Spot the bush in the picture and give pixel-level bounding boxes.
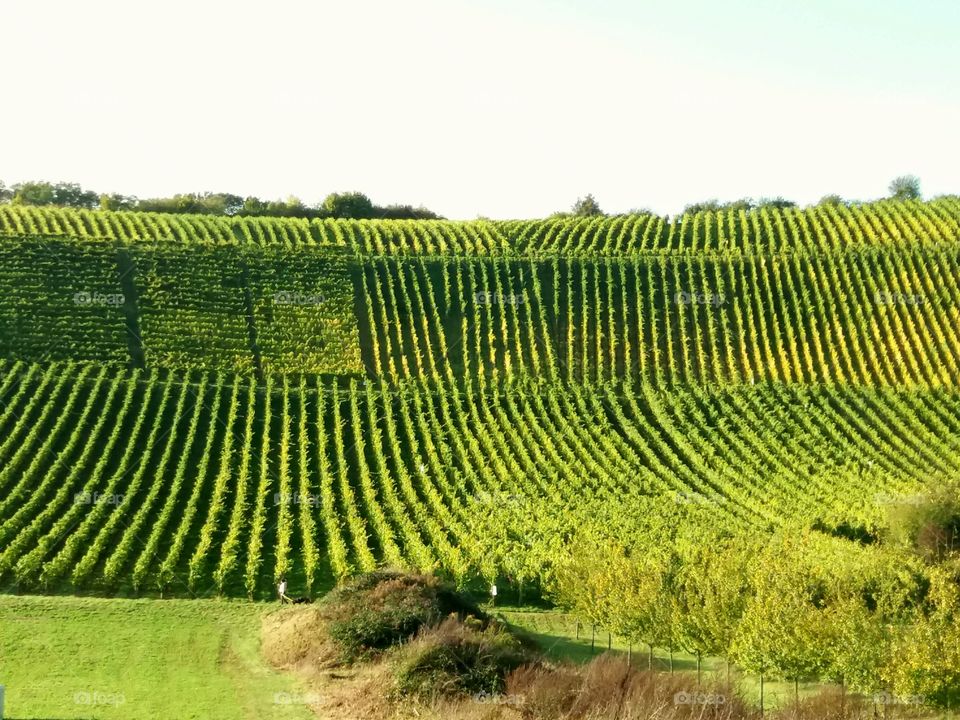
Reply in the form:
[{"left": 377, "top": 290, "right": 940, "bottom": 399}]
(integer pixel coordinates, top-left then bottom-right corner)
[
  {"left": 393, "top": 617, "right": 532, "bottom": 699},
  {"left": 323, "top": 570, "right": 486, "bottom": 662}
]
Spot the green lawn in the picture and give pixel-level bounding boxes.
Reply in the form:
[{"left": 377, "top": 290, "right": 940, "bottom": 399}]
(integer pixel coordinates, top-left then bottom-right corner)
[{"left": 0, "top": 594, "right": 314, "bottom": 720}]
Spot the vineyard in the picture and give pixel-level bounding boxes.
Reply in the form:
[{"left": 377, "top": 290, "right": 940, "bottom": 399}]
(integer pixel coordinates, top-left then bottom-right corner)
[
  {"left": 0, "top": 198, "right": 959, "bottom": 595},
  {"left": 0, "top": 361, "right": 956, "bottom": 597}
]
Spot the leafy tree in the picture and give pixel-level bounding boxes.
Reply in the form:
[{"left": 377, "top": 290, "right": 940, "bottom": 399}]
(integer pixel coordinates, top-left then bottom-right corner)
[
  {"left": 725, "top": 198, "right": 756, "bottom": 212},
  {"left": 672, "top": 531, "right": 753, "bottom": 680},
  {"left": 12, "top": 181, "right": 98, "bottom": 209},
  {"left": 889, "top": 175, "right": 921, "bottom": 201},
  {"left": 817, "top": 194, "right": 846, "bottom": 206},
  {"left": 240, "top": 196, "right": 268, "bottom": 215},
  {"left": 885, "top": 568, "right": 960, "bottom": 706},
  {"left": 0, "top": 181, "right": 12, "bottom": 203},
  {"left": 99, "top": 193, "right": 137, "bottom": 211},
  {"left": 684, "top": 199, "right": 723, "bottom": 214},
  {"left": 375, "top": 204, "right": 441, "bottom": 220},
  {"left": 757, "top": 196, "right": 797, "bottom": 209},
  {"left": 321, "top": 191, "right": 375, "bottom": 219},
  {"left": 571, "top": 194, "right": 603, "bottom": 217},
  {"left": 731, "top": 534, "right": 836, "bottom": 688}
]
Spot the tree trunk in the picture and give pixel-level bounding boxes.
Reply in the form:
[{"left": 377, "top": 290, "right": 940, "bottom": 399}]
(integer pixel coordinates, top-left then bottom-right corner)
[
  {"left": 591, "top": 624, "right": 596, "bottom": 654},
  {"left": 608, "top": 632, "right": 612, "bottom": 651},
  {"left": 760, "top": 671, "right": 765, "bottom": 719},
  {"left": 697, "top": 651, "right": 702, "bottom": 685},
  {"left": 575, "top": 619, "right": 580, "bottom": 640},
  {"left": 627, "top": 642, "right": 632, "bottom": 667},
  {"left": 669, "top": 647, "right": 674, "bottom": 673},
  {"left": 648, "top": 644, "right": 653, "bottom": 671}
]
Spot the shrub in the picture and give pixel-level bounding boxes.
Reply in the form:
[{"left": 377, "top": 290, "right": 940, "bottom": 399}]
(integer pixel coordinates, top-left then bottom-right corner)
[
  {"left": 323, "top": 570, "right": 487, "bottom": 662},
  {"left": 393, "top": 617, "right": 532, "bottom": 699}
]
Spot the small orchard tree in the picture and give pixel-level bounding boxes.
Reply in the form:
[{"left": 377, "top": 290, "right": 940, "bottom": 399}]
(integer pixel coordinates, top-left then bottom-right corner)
[
  {"left": 731, "top": 534, "right": 836, "bottom": 705},
  {"left": 672, "top": 532, "right": 754, "bottom": 683},
  {"left": 889, "top": 175, "right": 921, "bottom": 201},
  {"left": 885, "top": 567, "right": 960, "bottom": 707},
  {"left": 551, "top": 533, "right": 624, "bottom": 646}
]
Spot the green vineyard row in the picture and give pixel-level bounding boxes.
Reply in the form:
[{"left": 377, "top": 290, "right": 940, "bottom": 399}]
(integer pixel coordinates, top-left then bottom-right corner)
[
  {"left": 3, "top": 237, "right": 960, "bottom": 387},
  {"left": 1, "top": 197, "right": 959, "bottom": 257},
  {"left": 0, "top": 360, "right": 954, "bottom": 597}
]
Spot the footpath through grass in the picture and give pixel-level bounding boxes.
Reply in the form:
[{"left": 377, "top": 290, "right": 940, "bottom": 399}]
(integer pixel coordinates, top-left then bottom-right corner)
[{"left": 0, "top": 594, "right": 314, "bottom": 720}]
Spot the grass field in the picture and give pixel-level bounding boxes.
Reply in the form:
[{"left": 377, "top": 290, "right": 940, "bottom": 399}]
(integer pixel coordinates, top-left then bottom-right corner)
[
  {"left": 0, "top": 595, "right": 315, "bottom": 720},
  {"left": 0, "top": 593, "right": 849, "bottom": 719}
]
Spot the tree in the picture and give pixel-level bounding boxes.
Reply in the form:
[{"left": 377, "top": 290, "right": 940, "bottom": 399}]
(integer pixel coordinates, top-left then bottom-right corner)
[
  {"left": 889, "top": 175, "right": 921, "bottom": 201},
  {"left": 757, "top": 196, "right": 797, "bottom": 209},
  {"left": 817, "top": 194, "right": 846, "bottom": 206},
  {"left": 99, "top": 193, "right": 137, "bottom": 211},
  {"left": 11, "top": 181, "right": 98, "bottom": 209},
  {"left": 672, "top": 532, "right": 753, "bottom": 682},
  {"left": 240, "top": 196, "right": 268, "bottom": 216},
  {"left": 375, "top": 204, "right": 441, "bottom": 220},
  {"left": 725, "top": 198, "right": 756, "bottom": 212},
  {"left": 731, "top": 534, "right": 836, "bottom": 694},
  {"left": 684, "top": 199, "right": 723, "bottom": 214},
  {"left": 885, "top": 568, "right": 960, "bottom": 707},
  {"left": 0, "top": 182, "right": 12, "bottom": 203},
  {"left": 11, "top": 181, "right": 55, "bottom": 206},
  {"left": 321, "top": 191, "right": 375, "bottom": 219},
  {"left": 571, "top": 194, "right": 603, "bottom": 217}
]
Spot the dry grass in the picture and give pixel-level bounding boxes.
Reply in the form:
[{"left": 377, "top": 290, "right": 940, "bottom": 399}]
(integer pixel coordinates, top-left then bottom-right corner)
[
  {"left": 507, "top": 655, "right": 752, "bottom": 720},
  {"left": 262, "top": 604, "right": 341, "bottom": 670}
]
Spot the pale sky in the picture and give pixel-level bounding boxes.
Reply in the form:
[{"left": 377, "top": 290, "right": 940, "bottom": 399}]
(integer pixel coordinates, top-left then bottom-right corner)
[{"left": 2, "top": 0, "right": 958, "bottom": 219}]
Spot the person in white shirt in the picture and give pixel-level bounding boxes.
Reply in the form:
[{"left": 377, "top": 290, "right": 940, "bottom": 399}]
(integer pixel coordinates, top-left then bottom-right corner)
[{"left": 278, "top": 578, "right": 288, "bottom": 603}]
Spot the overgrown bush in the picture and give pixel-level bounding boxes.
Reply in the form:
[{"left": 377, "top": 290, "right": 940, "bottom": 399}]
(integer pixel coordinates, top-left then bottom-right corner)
[
  {"left": 393, "top": 617, "right": 532, "bottom": 699},
  {"left": 323, "top": 570, "right": 486, "bottom": 662}
]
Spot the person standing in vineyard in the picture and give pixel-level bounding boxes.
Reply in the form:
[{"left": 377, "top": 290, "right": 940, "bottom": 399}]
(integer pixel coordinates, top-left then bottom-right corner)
[{"left": 278, "top": 577, "right": 288, "bottom": 604}]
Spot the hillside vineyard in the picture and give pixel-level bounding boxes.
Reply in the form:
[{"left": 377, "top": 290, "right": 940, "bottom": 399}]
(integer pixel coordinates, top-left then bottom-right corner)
[{"left": 0, "top": 200, "right": 959, "bottom": 596}]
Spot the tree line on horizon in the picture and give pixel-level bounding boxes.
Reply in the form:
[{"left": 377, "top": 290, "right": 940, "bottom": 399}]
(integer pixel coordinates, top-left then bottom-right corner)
[
  {"left": 0, "top": 175, "right": 926, "bottom": 221},
  {"left": 0, "top": 181, "right": 441, "bottom": 221},
  {"left": 562, "top": 175, "right": 925, "bottom": 218}
]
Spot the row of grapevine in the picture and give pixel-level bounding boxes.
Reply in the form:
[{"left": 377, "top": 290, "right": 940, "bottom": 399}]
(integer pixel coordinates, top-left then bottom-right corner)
[
  {"left": 359, "top": 251, "right": 960, "bottom": 387},
  {"left": 2, "top": 198, "right": 958, "bottom": 256},
  {"left": 1, "top": 363, "right": 957, "bottom": 595}
]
